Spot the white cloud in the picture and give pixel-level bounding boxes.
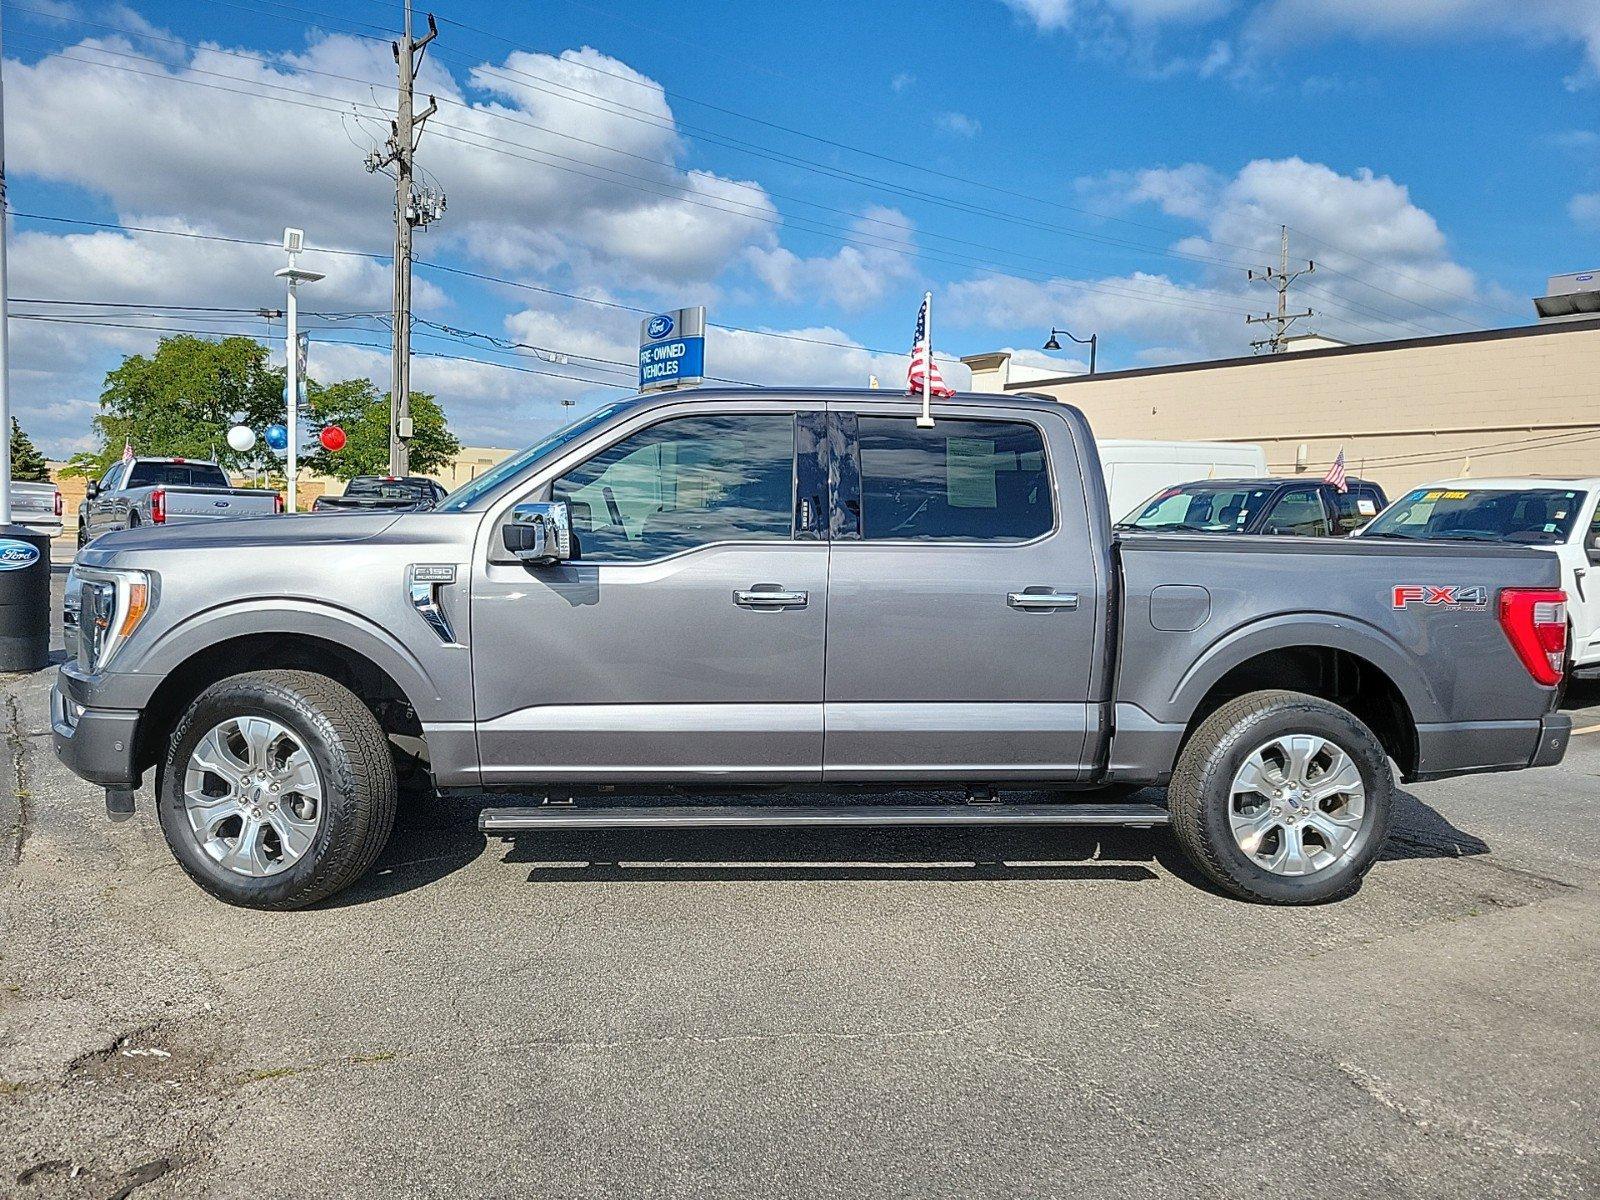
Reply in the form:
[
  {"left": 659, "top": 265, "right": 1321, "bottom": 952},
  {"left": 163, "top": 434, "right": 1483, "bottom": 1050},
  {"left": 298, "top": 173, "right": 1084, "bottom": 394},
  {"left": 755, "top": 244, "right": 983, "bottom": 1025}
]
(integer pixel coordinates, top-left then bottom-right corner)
[
  {"left": 999, "top": 0, "right": 1230, "bottom": 31},
  {"left": 998, "top": 0, "right": 1077, "bottom": 31},
  {"left": 1247, "top": 0, "right": 1600, "bottom": 74},
  {"left": 955, "top": 156, "right": 1489, "bottom": 366},
  {"left": 936, "top": 112, "right": 983, "bottom": 138},
  {"left": 746, "top": 207, "right": 920, "bottom": 310},
  {"left": 890, "top": 72, "right": 915, "bottom": 92},
  {"left": 8, "top": 33, "right": 778, "bottom": 287},
  {"left": 1571, "top": 193, "right": 1600, "bottom": 227}
]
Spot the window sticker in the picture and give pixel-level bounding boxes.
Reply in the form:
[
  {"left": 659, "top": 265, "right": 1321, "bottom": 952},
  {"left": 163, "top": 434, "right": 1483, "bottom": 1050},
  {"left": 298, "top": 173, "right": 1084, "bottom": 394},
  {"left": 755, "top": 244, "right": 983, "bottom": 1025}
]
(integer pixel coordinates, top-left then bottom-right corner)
[
  {"left": 1441, "top": 490, "right": 1470, "bottom": 500},
  {"left": 946, "top": 438, "right": 998, "bottom": 509},
  {"left": 1357, "top": 498, "right": 1377, "bottom": 515}
]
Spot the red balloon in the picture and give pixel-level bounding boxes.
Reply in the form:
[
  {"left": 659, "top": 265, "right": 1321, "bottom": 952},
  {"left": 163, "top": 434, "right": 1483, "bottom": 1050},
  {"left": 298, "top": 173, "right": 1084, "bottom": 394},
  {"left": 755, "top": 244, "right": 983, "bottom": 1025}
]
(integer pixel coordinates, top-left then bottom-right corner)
[{"left": 319, "top": 425, "right": 347, "bottom": 452}]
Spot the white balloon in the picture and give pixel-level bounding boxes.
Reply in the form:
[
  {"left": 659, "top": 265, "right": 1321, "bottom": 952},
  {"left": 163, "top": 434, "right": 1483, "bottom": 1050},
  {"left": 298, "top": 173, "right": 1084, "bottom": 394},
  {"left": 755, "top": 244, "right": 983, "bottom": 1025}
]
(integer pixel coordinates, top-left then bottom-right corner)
[{"left": 226, "top": 424, "right": 256, "bottom": 452}]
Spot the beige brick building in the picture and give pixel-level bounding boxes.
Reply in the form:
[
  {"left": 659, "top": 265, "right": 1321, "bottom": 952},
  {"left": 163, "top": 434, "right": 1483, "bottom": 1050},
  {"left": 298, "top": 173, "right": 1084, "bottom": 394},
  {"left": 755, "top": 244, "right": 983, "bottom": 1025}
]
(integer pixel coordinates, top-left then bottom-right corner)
[{"left": 965, "top": 317, "right": 1600, "bottom": 494}]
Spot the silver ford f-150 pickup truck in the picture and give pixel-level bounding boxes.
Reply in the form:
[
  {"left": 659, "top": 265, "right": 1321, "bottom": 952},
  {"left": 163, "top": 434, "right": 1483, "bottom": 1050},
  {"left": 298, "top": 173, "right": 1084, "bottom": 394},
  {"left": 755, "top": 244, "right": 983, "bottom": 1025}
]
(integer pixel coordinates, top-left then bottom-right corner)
[
  {"left": 78, "top": 457, "right": 282, "bottom": 548},
  {"left": 53, "top": 389, "right": 1572, "bottom": 909}
]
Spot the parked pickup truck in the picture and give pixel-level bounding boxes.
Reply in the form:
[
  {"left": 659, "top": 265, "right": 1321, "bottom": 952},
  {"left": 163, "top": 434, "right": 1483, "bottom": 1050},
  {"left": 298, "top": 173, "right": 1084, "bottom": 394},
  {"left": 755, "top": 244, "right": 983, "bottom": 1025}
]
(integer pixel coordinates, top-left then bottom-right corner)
[
  {"left": 1357, "top": 477, "right": 1600, "bottom": 680},
  {"left": 53, "top": 389, "right": 1571, "bottom": 910},
  {"left": 77, "top": 457, "right": 282, "bottom": 548},
  {"left": 11, "top": 479, "right": 63, "bottom": 539},
  {"left": 312, "top": 475, "right": 449, "bottom": 513},
  {"left": 1118, "top": 477, "right": 1388, "bottom": 537}
]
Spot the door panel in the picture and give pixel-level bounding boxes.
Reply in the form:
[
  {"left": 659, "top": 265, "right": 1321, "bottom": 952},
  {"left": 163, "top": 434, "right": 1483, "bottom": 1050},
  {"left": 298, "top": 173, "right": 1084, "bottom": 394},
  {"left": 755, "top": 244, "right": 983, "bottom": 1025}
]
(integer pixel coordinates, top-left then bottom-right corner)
[
  {"left": 822, "top": 406, "right": 1103, "bottom": 782},
  {"left": 471, "top": 405, "right": 829, "bottom": 785}
]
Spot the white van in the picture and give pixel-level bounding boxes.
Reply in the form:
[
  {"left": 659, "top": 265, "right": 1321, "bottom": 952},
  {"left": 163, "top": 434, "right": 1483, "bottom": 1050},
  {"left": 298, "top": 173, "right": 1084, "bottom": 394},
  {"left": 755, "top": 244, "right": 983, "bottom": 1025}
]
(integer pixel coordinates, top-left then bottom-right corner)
[{"left": 1097, "top": 440, "right": 1269, "bottom": 522}]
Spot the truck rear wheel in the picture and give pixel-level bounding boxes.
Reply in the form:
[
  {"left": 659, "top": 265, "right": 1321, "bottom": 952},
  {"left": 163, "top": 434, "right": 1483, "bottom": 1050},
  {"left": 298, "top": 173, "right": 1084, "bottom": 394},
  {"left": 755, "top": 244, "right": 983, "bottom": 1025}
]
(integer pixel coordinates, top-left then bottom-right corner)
[
  {"left": 157, "top": 670, "right": 397, "bottom": 909},
  {"left": 1168, "top": 690, "right": 1392, "bottom": 905}
]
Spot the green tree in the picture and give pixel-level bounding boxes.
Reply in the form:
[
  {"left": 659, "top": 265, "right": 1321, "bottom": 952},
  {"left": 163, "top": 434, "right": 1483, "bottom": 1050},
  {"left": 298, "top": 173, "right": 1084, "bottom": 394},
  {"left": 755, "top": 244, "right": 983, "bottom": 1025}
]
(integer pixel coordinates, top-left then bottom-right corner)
[
  {"left": 63, "top": 335, "right": 286, "bottom": 478},
  {"left": 299, "top": 378, "right": 461, "bottom": 481},
  {"left": 9, "top": 418, "right": 52, "bottom": 482}
]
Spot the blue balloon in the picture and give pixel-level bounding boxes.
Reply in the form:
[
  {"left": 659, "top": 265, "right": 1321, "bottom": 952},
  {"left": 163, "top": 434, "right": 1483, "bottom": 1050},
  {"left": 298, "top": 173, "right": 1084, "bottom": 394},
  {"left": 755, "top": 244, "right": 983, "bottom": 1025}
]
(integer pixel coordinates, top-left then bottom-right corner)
[{"left": 264, "top": 423, "right": 289, "bottom": 451}]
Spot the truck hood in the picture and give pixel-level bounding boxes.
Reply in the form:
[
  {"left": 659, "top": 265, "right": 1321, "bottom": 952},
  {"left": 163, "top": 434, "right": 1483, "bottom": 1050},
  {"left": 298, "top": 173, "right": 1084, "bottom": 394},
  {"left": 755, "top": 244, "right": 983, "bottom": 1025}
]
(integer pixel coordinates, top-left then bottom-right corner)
[{"left": 80, "top": 511, "right": 405, "bottom": 564}]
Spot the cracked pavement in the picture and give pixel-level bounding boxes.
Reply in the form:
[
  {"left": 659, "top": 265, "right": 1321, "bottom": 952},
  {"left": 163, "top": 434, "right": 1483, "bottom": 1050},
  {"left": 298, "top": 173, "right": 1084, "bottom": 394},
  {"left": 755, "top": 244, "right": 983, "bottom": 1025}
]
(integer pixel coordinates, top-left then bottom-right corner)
[{"left": 3, "top": 561, "right": 1599, "bottom": 1198}]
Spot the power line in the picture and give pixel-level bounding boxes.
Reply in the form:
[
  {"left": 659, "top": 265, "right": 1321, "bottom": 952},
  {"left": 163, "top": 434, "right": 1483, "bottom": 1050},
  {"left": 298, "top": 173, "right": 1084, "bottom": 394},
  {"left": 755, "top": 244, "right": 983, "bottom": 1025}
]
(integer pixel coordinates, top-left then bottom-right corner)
[
  {"left": 8, "top": 311, "right": 640, "bottom": 389},
  {"left": 8, "top": 28, "right": 1262, "bottom": 317}
]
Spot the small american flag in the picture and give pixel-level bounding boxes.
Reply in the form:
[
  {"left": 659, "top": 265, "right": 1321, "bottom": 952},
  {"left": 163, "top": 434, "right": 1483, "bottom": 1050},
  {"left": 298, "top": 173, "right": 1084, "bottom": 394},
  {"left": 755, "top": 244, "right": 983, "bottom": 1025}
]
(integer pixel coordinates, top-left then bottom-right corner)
[
  {"left": 1323, "top": 448, "right": 1348, "bottom": 493},
  {"left": 121, "top": 439, "right": 134, "bottom": 464},
  {"left": 907, "top": 296, "right": 955, "bottom": 399}
]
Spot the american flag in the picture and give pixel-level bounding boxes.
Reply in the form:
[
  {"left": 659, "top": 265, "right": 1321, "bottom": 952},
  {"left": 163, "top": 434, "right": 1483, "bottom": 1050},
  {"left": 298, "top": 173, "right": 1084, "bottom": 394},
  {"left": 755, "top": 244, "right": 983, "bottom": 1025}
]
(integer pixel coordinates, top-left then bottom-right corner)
[
  {"left": 121, "top": 439, "right": 134, "bottom": 464},
  {"left": 1323, "top": 448, "right": 1348, "bottom": 493},
  {"left": 907, "top": 296, "right": 955, "bottom": 399}
]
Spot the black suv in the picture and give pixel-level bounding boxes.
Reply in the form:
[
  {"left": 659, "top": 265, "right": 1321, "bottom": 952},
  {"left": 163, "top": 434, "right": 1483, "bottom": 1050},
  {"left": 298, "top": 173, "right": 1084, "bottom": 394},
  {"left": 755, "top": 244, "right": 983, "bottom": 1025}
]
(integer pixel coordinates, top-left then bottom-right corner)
[{"left": 1117, "top": 477, "right": 1388, "bottom": 537}]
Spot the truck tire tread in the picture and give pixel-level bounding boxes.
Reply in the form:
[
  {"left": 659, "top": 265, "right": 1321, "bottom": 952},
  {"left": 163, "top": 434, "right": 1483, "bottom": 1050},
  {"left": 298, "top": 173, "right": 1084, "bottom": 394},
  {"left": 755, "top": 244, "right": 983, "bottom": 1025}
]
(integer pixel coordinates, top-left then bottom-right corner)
[
  {"left": 1168, "top": 689, "right": 1392, "bottom": 905},
  {"left": 159, "top": 670, "right": 396, "bottom": 910}
]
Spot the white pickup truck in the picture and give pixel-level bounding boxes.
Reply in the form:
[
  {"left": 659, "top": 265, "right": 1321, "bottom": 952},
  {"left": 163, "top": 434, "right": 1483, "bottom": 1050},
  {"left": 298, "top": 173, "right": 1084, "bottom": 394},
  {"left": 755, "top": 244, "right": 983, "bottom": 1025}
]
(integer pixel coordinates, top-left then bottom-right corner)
[
  {"left": 1358, "top": 477, "right": 1600, "bottom": 678},
  {"left": 77, "top": 457, "right": 282, "bottom": 548}
]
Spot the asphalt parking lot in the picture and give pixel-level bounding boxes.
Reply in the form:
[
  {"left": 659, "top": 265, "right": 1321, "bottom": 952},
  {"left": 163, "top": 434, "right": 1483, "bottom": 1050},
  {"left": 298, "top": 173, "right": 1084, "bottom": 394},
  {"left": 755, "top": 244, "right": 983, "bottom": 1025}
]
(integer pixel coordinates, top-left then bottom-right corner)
[{"left": 4, "top": 555, "right": 1599, "bottom": 1198}]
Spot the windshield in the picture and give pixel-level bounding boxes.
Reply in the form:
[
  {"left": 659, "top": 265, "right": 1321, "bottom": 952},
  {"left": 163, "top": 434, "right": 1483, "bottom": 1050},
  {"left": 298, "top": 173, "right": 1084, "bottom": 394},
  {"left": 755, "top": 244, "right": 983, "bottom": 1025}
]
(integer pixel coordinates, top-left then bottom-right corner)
[
  {"left": 1360, "top": 487, "right": 1586, "bottom": 544},
  {"left": 346, "top": 477, "right": 431, "bottom": 500},
  {"left": 434, "top": 399, "right": 638, "bottom": 512},
  {"left": 1119, "top": 484, "right": 1278, "bottom": 532}
]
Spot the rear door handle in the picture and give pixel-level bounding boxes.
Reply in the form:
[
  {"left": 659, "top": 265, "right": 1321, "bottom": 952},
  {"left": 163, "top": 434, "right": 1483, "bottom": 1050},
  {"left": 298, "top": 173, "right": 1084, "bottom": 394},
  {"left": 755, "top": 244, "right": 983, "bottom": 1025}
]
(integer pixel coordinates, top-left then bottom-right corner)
[
  {"left": 1007, "top": 591, "right": 1079, "bottom": 611},
  {"left": 735, "top": 588, "right": 808, "bottom": 608}
]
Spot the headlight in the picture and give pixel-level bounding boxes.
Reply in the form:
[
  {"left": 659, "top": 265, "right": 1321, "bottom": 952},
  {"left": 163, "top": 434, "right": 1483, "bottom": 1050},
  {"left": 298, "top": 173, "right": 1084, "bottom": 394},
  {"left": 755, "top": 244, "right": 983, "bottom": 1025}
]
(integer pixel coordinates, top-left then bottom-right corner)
[{"left": 70, "top": 567, "right": 154, "bottom": 672}]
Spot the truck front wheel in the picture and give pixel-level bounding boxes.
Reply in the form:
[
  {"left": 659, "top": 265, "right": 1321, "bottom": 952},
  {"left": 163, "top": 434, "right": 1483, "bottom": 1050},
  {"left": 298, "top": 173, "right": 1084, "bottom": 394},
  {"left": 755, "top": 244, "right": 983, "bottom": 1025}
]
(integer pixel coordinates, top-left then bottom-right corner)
[
  {"left": 157, "top": 670, "right": 397, "bottom": 909},
  {"left": 1168, "top": 690, "right": 1393, "bottom": 905}
]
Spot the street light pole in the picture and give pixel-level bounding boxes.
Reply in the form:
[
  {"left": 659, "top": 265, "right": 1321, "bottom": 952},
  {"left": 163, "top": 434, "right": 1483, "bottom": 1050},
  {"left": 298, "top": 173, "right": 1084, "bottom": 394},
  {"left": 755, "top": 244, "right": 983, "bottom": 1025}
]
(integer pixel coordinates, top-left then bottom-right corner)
[
  {"left": 1043, "top": 327, "right": 1097, "bottom": 375},
  {"left": 275, "top": 228, "right": 324, "bottom": 513}
]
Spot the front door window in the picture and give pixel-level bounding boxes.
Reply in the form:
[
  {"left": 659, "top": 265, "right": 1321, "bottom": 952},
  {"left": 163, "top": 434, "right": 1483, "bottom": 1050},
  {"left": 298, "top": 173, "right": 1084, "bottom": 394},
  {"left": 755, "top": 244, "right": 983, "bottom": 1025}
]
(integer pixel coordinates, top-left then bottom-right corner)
[{"left": 552, "top": 414, "right": 796, "bottom": 562}]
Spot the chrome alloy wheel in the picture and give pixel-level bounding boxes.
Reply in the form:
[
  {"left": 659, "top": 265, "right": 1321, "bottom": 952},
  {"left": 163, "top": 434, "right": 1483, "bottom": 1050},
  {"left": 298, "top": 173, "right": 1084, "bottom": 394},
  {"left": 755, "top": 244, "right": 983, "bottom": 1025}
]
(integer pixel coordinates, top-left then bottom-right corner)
[
  {"left": 1228, "top": 734, "right": 1367, "bottom": 877},
  {"left": 183, "top": 716, "right": 323, "bottom": 877}
]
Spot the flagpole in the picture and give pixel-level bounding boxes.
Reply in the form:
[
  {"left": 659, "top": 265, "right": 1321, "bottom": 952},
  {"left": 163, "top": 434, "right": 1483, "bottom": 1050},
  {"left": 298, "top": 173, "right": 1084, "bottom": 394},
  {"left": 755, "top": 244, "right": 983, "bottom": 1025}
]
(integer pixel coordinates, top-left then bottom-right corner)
[{"left": 917, "top": 290, "right": 934, "bottom": 428}]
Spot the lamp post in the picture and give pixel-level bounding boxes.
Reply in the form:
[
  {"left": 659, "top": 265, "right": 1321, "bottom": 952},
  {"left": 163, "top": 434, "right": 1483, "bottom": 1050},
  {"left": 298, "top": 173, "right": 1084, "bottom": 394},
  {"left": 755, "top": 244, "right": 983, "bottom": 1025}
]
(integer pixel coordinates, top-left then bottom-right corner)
[
  {"left": 274, "top": 228, "right": 324, "bottom": 512},
  {"left": 1043, "top": 327, "right": 1098, "bottom": 375}
]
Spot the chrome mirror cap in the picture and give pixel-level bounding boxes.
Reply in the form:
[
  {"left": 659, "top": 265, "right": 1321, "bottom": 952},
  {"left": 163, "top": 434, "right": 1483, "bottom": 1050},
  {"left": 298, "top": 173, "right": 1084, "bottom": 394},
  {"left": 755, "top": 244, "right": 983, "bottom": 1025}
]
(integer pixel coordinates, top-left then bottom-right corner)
[{"left": 504, "top": 501, "right": 572, "bottom": 564}]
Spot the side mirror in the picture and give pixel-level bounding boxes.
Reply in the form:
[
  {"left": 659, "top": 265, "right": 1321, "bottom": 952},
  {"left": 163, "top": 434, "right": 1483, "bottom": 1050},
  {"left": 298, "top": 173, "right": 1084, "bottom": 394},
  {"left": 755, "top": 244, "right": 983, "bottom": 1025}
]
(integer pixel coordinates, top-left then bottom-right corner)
[
  {"left": 86, "top": 482, "right": 101, "bottom": 500},
  {"left": 502, "top": 501, "right": 571, "bottom": 565}
]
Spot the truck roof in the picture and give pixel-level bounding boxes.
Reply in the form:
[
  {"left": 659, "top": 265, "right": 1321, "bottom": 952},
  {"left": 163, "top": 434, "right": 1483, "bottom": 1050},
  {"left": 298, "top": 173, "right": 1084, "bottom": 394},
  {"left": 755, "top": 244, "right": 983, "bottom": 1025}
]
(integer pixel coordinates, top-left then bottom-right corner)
[{"left": 1412, "top": 476, "right": 1600, "bottom": 490}]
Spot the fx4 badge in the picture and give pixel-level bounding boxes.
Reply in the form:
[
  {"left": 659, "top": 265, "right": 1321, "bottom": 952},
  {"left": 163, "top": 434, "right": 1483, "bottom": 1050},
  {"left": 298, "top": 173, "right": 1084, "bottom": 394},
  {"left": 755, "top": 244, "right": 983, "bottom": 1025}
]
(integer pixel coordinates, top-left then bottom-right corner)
[{"left": 1392, "top": 585, "right": 1489, "bottom": 609}]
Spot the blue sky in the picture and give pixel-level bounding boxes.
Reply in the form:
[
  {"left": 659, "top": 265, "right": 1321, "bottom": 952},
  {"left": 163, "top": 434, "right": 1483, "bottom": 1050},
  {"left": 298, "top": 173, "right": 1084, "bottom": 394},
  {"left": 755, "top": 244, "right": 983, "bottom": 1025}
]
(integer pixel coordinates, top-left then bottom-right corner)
[{"left": 5, "top": 0, "right": 1597, "bottom": 456}]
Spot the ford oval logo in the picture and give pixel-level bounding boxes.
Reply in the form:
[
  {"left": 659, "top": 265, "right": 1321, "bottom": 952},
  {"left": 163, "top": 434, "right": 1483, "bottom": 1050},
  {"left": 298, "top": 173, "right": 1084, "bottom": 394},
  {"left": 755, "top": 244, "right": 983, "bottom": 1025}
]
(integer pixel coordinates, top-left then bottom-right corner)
[
  {"left": 214, "top": 500, "right": 230, "bottom": 508},
  {"left": 646, "top": 314, "right": 674, "bottom": 339},
  {"left": 0, "top": 540, "right": 40, "bottom": 571}
]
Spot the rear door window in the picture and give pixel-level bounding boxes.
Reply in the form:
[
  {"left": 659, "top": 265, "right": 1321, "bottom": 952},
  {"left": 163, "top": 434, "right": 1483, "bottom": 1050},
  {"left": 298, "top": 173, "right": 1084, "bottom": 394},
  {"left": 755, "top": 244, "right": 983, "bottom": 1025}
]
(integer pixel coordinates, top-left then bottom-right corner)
[
  {"left": 1261, "top": 487, "right": 1331, "bottom": 537},
  {"left": 855, "top": 416, "right": 1052, "bottom": 541},
  {"left": 1330, "top": 486, "right": 1383, "bottom": 535}
]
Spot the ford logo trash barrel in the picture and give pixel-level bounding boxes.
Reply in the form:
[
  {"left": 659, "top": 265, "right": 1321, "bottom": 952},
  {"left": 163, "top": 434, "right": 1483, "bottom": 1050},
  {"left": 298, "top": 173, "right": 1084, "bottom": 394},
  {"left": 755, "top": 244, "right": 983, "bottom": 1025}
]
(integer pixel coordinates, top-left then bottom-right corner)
[{"left": 0, "top": 527, "right": 50, "bottom": 671}]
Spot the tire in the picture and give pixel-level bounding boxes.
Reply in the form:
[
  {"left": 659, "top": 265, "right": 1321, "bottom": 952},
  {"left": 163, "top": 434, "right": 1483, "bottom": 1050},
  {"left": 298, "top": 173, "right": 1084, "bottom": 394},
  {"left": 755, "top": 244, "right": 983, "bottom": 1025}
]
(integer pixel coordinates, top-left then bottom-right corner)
[
  {"left": 157, "top": 670, "right": 397, "bottom": 909},
  {"left": 76, "top": 523, "right": 87, "bottom": 550},
  {"left": 1168, "top": 689, "right": 1393, "bottom": 905}
]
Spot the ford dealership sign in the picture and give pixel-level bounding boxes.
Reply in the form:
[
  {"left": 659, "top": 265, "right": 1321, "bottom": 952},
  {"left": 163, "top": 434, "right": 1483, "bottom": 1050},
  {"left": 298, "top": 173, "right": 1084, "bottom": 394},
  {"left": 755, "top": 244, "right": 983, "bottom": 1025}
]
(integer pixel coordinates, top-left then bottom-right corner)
[{"left": 639, "top": 306, "right": 706, "bottom": 393}]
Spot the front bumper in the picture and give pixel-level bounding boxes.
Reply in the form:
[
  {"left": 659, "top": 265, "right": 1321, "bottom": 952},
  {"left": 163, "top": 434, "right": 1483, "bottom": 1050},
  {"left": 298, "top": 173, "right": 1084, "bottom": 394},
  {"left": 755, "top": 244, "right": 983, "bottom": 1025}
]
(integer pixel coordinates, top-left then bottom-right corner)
[{"left": 51, "top": 677, "right": 141, "bottom": 789}]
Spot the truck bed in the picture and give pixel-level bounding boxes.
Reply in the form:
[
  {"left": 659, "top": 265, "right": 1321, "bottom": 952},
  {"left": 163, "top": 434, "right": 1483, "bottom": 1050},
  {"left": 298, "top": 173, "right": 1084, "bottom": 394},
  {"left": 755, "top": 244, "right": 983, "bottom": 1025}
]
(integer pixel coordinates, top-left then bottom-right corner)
[{"left": 1108, "top": 531, "right": 1565, "bottom": 782}]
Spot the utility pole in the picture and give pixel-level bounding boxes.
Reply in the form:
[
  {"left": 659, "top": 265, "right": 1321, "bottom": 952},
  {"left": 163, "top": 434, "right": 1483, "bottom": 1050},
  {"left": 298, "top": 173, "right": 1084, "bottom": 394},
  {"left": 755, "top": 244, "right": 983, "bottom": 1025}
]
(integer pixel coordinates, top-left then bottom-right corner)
[
  {"left": 1246, "top": 225, "right": 1315, "bottom": 354},
  {"left": 367, "top": 0, "right": 443, "bottom": 477},
  {"left": 0, "top": 3, "right": 12, "bottom": 525}
]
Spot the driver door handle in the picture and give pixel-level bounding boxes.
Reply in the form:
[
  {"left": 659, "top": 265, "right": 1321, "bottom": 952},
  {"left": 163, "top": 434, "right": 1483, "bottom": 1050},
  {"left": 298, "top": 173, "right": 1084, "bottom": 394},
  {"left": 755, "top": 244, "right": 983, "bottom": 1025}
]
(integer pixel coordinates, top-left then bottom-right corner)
[
  {"left": 735, "top": 588, "right": 808, "bottom": 608},
  {"left": 1007, "top": 591, "right": 1079, "bottom": 611}
]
